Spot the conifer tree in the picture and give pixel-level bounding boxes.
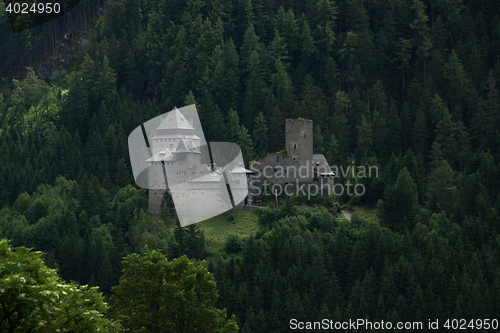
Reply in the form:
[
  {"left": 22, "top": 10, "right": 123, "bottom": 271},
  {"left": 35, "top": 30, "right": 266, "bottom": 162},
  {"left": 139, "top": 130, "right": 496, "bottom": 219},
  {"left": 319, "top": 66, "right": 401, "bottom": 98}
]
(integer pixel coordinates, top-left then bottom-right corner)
[
  {"left": 253, "top": 111, "right": 268, "bottom": 158},
  {"left": 378, "top": 168, "right": 419, "bottom": 230},
  {"left": 410, "top": 0, "right": 432, "bottom": 84},
  {"left": 237, "top": 125, "right": 255, "bottom": 164}
]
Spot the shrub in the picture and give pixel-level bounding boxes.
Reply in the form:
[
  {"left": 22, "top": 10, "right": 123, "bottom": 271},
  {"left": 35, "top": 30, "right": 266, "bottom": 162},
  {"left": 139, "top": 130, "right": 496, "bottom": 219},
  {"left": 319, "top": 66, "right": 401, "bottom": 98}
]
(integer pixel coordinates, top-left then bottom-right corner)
[{"left": 225, "top": 234, "right": 243, "bottom": 253}]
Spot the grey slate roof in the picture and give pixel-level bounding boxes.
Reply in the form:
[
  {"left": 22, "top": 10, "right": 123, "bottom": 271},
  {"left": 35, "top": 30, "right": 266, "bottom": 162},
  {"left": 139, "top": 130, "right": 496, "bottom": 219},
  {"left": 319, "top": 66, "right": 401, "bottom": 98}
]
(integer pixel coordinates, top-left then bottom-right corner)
[
  {"left": 229, "top": 164, "right": 253, "bottom": 174},
  {"left": 157, "top": 107, "right": 195, "bottom": 130},
  {"left": 147, "top": 148, "right": 174, "bottom": 162},
  {"left": 313, "top": 154, "right": 336, "bottom": 176}
]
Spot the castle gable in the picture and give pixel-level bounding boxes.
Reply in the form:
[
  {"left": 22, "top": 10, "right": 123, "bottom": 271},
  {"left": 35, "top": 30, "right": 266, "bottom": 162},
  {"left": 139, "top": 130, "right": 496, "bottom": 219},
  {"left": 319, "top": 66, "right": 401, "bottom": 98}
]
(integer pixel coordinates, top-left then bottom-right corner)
[
  {"left": 175, "top": 138, "right": 190, "bottom": 152},
  {"left": 147, "top": 148, "right": 174, "bottom": 162}
]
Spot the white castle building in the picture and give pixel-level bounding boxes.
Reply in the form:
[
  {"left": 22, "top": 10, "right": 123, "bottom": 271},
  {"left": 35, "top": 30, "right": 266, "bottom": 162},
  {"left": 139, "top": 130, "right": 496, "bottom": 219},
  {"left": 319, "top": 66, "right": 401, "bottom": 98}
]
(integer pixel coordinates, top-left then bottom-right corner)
[{"left": 147, "top": 107, "right": 250, "bottom": 226}]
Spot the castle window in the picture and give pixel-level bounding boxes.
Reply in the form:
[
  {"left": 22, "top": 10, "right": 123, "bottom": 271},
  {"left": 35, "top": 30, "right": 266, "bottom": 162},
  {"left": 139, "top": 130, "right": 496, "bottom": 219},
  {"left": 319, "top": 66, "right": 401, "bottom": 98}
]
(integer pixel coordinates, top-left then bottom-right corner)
[
  {"left": 294, "top": 144, "right": 297, "bottom": 149},
  {"left": 304, "top": 133, "right": 306, "bottom": 138}
]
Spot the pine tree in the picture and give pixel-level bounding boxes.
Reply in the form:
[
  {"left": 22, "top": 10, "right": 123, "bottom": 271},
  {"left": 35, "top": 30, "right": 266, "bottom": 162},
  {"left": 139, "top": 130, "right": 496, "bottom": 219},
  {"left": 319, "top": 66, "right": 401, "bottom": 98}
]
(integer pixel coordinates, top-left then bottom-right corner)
[
  {"left": 241, "top": 23, "right": 261, "bottom": 69},
  {"left": 338, "top": 31, "right": 358, "bottom": 94},
  {"left": 313, "top": 0, "right": 337, "bottom": 60},
  {"left": 210, "top": 105, "right": 228, "bottom": 142},
  {"left": 97, "top": 255, "right": 113, "bottom": 294},
  {"left": 428, "top": 141, "right": 443, "bottom": 170},
  {"left": 356, "top": 115, "right": 372, "bottom": 162},
  {"left": 237, "top": 125, "right": 255, "bottom": 164},
  {"left": 410, "top": 0, "right": 432, "bottom": 84},
  {"left": 444, "top": 51, "right": 469, "bottom": 120},
  {"left": 396, "top": 38, "right": 412, "bottom": 99},
  {"left": 269, "top": 29, "right": 288, "bottom": 63},
  {"left": 299, "top": 15, "right": 317, "bottom": 64},
  {"left": 325, "top": 57, "right": 340, "bottom": 97},
  {"left": 253, "top": 111, "right": 268, "bottom": 158},
  {"left": 310, "top": 124, "right": 324, "bottom": 155},
  {"left": 372, "top": 109, "right": 389, "bottom": 163},
  {"left": 486, "top": 68, "right": 499, "bottom": 131},
  {"left": 267, "top": 105, "right": 284, "bottom": 153},
  {"left": 346, "top": 0, "right": 369, "bottom": 32},
  {"left": 227, "top": 108, "right": 241, "bottom": 142},
  {"left": 412, "top": 108, "right": 428, "bottom": 154},
  {"left": 379, "top": 168, "right": 419, "bottom": 230},
  {"left": 242, "top": 50, "right": 265, "bottom": 129},
  {"left": 426, "top": 160, "right": 456, "bottom": 215}
]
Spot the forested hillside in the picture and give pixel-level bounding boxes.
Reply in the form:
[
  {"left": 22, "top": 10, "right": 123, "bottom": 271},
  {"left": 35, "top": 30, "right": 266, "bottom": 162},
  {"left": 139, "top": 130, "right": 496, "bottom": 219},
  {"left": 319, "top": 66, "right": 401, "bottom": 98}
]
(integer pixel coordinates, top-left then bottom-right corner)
[{"left": 2, "top": 0, "right": 500, "bottom": 331}]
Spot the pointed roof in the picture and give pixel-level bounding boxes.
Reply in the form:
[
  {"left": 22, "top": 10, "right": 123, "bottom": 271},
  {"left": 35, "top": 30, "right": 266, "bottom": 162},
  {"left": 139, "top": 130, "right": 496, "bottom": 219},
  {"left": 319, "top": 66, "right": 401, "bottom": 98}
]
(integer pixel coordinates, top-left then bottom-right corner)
[
  {"left": 313, "top": 154, "right": 335, "bottom": 176},
  {"left": 147, "top": 148, "right": 174, "bottom": 162},
  {"left": 157, "top": 107, "right": 195, "bottom": 131},
  {"left": 229, "top": 162, "right": 253, "bottom": 174},
  {"left": 175, "top": 138, "right": 190, "bottom": 152}
]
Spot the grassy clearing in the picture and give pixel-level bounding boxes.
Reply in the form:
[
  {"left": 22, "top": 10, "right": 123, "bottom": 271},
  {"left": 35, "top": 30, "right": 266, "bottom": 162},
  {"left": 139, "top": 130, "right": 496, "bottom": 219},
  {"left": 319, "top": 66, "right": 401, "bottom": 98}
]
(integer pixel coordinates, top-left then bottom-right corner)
[
  {"left": 352, "top": 205, "right": 379, "bottom": 222},
  {"left": 197, "top": 209, "right": 260, "bottom": 249},
  {"left": 160, "top": 209, "right": 260, "bottom": 250}
]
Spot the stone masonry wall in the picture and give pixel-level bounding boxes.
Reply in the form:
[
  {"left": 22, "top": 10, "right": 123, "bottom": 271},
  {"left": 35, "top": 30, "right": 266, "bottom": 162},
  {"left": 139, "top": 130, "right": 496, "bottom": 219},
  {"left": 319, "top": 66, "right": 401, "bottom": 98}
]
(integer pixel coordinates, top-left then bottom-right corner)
[{"left": 285, "top": 119, "right": 313, "bottom": 165}]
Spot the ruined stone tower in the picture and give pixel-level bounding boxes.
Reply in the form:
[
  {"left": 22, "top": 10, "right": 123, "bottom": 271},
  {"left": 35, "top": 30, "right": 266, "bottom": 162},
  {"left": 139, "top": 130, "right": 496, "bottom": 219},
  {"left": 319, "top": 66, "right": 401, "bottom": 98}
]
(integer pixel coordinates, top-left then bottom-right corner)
[
  {"left": 285, "top": 119, "right": 313, "bottom": 163},
  {"left": 251, "top": 118, "right": 334, "bottom": 191},
  {"left": 285, "top": 119, "right": 313, "bottom": 181}
]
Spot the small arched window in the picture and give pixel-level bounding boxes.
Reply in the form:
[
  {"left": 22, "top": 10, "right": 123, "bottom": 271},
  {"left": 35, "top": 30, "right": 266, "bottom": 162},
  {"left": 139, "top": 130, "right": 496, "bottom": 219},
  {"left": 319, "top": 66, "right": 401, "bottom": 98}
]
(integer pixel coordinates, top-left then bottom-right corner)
[
  {"left": 304, "top": 133, "right": 306, "bottom": 138},
  {"left": 294, "top": 144, "right": 297, "bottom": 149}
]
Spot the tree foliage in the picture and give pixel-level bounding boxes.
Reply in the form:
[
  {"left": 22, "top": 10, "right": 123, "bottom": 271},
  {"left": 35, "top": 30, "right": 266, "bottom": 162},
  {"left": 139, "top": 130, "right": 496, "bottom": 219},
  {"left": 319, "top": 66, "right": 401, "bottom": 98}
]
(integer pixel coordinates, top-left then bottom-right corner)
[
  {"left": 0, "top": 239, "right": 121, "bottom": 332},
  {"left": 110, "top": 250, "right": 238, "bottom": 333}
]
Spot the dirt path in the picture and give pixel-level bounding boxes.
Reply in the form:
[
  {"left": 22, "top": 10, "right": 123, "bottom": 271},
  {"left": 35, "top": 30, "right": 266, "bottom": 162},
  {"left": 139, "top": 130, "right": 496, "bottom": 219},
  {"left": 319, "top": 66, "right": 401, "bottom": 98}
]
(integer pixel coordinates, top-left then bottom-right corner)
[{"left": 342, "top": 210, "right": 352, "bottom": 221}]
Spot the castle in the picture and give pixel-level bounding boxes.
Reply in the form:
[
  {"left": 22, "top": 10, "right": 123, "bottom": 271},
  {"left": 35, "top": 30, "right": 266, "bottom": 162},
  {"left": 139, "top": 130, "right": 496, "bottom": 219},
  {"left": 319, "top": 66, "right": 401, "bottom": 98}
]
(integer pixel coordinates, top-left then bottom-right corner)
[
  {"left": 146, "top": 107, "right": 250, "bottom": 225},
  {"left": 147, "top": 109, "right": 335, "bottom": 221},
  {"left": 249, "top": 119, "right": 335, "bottom": 194}
]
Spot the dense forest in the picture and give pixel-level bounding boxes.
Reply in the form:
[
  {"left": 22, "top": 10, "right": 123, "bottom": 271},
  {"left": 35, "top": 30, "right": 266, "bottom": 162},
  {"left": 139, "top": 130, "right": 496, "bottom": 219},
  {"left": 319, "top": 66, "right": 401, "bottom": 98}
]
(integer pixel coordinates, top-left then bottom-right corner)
[{"left": 2, "top": 0, "right": 500, "bottom": 331}]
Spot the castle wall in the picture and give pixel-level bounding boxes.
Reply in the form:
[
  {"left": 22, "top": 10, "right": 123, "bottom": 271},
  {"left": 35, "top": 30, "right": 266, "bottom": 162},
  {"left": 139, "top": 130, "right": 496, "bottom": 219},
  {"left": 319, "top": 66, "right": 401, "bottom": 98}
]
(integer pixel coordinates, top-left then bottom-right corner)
[
  {"left": 149, "top": 189, "right": 165, "bottom": 214},
  {"left": 148, "top": 161, "right": 167, "bottom": 214},
  {"left": 249, "top": 157, "right": 314, "bottom": 185}
]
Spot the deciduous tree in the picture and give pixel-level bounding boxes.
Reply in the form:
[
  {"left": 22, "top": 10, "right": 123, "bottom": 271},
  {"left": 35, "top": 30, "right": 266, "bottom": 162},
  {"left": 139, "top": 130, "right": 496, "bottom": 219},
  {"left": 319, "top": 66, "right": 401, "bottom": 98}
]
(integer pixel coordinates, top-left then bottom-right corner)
[{"left": 110, "top": 250, "right": 238, "bottom": 333}]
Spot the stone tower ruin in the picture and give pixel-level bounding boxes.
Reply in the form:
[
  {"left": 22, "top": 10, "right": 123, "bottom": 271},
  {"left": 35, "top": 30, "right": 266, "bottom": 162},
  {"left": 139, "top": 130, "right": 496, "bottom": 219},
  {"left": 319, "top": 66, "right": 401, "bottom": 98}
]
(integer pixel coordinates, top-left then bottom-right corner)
[{"left": 285, "top": 119, "right": 313, "bottom": 163}]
